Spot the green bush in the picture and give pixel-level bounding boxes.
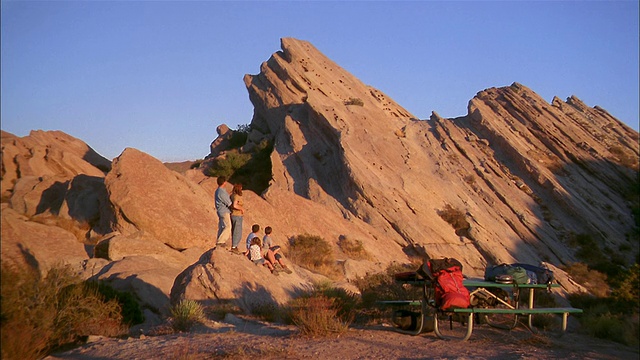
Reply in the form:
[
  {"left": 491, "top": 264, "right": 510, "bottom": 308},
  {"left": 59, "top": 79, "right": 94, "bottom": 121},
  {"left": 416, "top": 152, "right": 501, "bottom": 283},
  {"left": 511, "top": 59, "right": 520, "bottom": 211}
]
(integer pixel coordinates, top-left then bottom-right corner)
[
  {"left": 229, "top": 125, "right": 250, "bottom": 149},
  {"left": 206, "top": 138, "right": 273, "bottom": 194},
  {"left": 170, "top": 300, "right": 205, "bottom": 332},
  {"left": 206, "top": 150, "right": 252, "bottom": 179},
  {"left": 1, "top": 263, "right": 127, "bottom": 360},
  {"left": 288, "top": 234, "right": 341, "bottom": 279}
]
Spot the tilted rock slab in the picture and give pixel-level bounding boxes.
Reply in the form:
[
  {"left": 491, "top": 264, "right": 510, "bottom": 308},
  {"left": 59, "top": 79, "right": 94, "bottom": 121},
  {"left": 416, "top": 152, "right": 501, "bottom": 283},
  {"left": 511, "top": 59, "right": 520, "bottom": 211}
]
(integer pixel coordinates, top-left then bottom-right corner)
[
  {"left": 243, "top": 38, "right": 639, "bottom": 275},
  {"left": 105, "top": 148, "right": 217, "bottom": 250}
]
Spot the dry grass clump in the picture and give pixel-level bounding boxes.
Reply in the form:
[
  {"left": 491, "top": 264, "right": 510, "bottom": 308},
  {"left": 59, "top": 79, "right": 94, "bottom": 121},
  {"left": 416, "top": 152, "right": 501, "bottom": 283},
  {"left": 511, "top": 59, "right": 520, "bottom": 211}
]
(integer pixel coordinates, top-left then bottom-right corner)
[
  {"left": 285, "top": 282, "right": 357, "bottom": 337},
  {"left": 288, "top": 233, "right": 342, "bottom": 279},
  {"left": 437, "top": 204, "right": 470, "bottom": 236},
  {"left": 289, "top": 295, "right": 350, "bottom": 337},
  {"left": 1, "top": 263, "right": 127, "bottom": 360},
  {"left": 338, "top": 235, "right": 372, "bottom": 260}
]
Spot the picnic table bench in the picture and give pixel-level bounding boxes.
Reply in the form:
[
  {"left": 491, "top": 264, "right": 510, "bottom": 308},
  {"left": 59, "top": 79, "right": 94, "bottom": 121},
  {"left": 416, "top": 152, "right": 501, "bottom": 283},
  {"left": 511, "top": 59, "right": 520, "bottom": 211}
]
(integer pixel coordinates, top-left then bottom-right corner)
[{"left": 378, "top": 276, "right": 583, "bottom": 341}]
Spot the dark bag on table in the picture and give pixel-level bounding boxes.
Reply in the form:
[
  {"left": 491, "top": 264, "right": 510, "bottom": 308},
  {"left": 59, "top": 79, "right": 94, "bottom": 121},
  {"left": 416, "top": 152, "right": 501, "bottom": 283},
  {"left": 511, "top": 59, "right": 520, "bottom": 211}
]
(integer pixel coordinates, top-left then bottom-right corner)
[
  {"left": 511, "top": 263, "right": 554, "bottom": 285},
  {"left": 427, "top": 258, "right": 470, "bottom": 311},
  {"left": 485, "top": 264, "right": 527, "bottom": 284}
]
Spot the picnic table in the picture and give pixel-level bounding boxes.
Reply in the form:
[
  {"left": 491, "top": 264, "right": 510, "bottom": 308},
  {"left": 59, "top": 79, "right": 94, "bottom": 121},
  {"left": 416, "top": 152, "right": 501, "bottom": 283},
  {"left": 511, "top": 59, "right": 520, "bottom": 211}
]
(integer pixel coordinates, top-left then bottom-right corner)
[{"left": 379, "top": 275, "right": 583, "bottom": 341}]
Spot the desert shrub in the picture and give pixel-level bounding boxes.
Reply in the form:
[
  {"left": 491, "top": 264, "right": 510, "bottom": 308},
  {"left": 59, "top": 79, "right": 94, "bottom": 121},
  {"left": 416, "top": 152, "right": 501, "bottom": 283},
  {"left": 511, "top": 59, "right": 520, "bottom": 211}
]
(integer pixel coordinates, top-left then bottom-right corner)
[
  {"left": 344, "top": 97, "right": 364, "bottom": 106},
  {"left": 566, "top": 262, "right": 639, "bottom": 346},
  {"left": 338, "top": 236, "right": 371, "bottom": 260},
  {"left": 610, "top": 263, "right": 639, "bottom": 303},
  {"left": 206, "top": 150, "right": 252, "bottom": 179},
  {"left": 228, "top": 124, "right": 251, "bottom": 149},
  {"left": 190, "top": 159, "right": 203, "bottom": 169},
  {"left": 170, "top": 300, "right": 205, "bottom": 332},
  {"left": 287, "top": 295, "right": 350, "bottom": 337},
  {"left": 250, "top": 302, "right": 283, "bottom": 323},
  {"left": 85, "top": 281, "right": 144, "bottom": 326},
  {"left": 205, "top": 138, "right": 273, "bottom": 194},
  {"left": 288, "top": 234, "right": 342, "bottom": 279},
  {"left": 1, "top": 263, "right": 127, "bottom": 360},
  {"left": 563, "top": 262, "right": 609, "bottom": 297},
  {"left": 437, "top": 204, "right": 470, "bottom": 236},
  {"left": 350, "top": 262, "right": 422, "bottom": 325},
  {"left": 229, "top": 139, "right": 273, "bottom": 193},
  {"left": 312, "top": 281, "right": 359, "bottom": 321}
]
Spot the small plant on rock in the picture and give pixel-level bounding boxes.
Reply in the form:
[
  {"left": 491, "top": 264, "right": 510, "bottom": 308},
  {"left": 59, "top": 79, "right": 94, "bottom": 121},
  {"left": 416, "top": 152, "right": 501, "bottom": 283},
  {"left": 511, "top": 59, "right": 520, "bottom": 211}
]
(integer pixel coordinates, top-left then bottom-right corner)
[{"left": 170, "top": 299, "right": 205, "bottom": 332}]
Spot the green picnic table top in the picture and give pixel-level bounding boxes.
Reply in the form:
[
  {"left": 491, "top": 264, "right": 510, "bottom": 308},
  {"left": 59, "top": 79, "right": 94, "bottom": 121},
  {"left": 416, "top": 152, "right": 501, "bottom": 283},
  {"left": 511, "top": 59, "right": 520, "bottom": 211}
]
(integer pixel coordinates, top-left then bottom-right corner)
[{"left": 463, "top": 278, "right": 560, "bottom": 289}]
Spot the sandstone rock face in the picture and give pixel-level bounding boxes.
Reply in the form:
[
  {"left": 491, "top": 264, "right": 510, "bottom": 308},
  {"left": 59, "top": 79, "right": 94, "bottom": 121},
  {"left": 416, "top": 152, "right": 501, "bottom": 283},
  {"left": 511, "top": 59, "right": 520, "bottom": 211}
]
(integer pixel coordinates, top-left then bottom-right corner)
[
  {"left": 170, "top": 248, "right": 314, "bottom": 313},
  {"left": 1, "top": 205, "right": 89, "bottom": 276},
  {"left": 243, "top": 38, "right": 639, "bottom": 276},
  {"left": 92, "top": 255, "right": 187, "bottom": 314},
  {"left": 1, "top": 130, "right": 110, "bottom": 201},
  {"left": 105, "top": 148, "right": 217, "bottom": 250}
]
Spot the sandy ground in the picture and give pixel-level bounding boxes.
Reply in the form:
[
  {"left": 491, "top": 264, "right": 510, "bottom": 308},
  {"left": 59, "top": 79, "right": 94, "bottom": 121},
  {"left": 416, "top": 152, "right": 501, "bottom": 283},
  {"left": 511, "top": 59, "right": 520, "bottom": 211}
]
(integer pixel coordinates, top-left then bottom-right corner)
[{"left": 44, "top": 315, "right": 639, "bottom": 360}]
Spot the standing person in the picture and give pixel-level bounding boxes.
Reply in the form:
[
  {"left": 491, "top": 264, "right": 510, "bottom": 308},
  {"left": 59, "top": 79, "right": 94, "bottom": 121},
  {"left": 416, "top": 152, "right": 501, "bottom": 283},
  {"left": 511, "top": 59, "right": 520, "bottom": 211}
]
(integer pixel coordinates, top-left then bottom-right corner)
[
  {"left": 214, "top": 176, "right": 232, "bottom": 247},
  {"left": 263, "top": 226, "right": 292, "bottom": 273},
  {"left": 230, "top": 183, "right": 244, "bottom": 254}
]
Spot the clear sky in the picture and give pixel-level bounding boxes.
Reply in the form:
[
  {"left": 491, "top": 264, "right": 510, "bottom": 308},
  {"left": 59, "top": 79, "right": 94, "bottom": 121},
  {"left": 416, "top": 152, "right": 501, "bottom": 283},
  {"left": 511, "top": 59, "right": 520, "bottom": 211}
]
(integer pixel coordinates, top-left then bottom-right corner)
[{"left": 2, "top": 1, "right": 638, "bottom": 162}]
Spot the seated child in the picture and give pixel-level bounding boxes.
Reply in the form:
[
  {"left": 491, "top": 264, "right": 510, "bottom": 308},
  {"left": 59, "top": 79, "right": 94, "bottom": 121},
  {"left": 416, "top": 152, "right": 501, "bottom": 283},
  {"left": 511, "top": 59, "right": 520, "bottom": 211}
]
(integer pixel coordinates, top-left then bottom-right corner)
[
  {"left": 249, "top": 237, "right": 279, "bottom": 275},
  {"left": 262, "top": 226, "right": 292, "bottom": 274}
]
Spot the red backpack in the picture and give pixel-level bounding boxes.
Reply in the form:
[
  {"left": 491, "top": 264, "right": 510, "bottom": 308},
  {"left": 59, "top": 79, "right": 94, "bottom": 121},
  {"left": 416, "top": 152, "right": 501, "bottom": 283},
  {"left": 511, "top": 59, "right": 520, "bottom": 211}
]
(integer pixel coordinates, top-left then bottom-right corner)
[{"left": 427, "top": 258, "right": 470, "bottom": 311}]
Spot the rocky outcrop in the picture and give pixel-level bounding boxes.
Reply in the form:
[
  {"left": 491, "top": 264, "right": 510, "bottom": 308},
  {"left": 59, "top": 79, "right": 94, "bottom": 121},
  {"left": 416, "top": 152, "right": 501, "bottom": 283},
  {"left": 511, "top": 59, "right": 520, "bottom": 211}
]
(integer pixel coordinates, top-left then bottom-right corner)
[
  {"left": 242, "top": 38, "right": 639, "bottom": 275},
  {"left": 1, "top": 130, "right": 110, "bottom": 201},
  {"left": 105, "top": 148, "right": 217, "bottom": 250},
  {"left": 170, "top": 249, "right": 314, "bottom": 314},
  {"left": 1, "top": 205, "right": 89, "bottom": 276},
  {"left": 1, "top": 38, "right": 637, "bottom": 320}
]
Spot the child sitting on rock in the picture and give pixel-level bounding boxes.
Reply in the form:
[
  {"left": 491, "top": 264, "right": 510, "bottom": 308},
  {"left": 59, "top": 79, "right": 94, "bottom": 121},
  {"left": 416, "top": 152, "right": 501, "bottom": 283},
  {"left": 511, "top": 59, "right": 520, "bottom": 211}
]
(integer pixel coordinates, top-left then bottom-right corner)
[
  {"left": 263, "top": 226, "right": 292, "bottom": 274},
  {"left": 249, "top": 237, "right": 278, "bottom": 275}
]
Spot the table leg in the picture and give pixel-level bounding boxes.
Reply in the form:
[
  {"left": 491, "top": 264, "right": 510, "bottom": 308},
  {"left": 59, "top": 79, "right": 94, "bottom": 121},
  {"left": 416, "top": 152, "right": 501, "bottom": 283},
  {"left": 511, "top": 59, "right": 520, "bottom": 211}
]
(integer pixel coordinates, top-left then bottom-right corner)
[{"left": 528, "top": 288, "right": 534, "bottom": 328}]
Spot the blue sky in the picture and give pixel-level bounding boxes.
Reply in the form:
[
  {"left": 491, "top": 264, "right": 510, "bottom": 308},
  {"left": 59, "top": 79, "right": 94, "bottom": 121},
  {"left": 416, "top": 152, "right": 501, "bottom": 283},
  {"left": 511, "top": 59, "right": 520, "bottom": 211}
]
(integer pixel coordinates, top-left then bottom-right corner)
[{"left": 2, "top": 1, "right": 638, "bottom": 162}]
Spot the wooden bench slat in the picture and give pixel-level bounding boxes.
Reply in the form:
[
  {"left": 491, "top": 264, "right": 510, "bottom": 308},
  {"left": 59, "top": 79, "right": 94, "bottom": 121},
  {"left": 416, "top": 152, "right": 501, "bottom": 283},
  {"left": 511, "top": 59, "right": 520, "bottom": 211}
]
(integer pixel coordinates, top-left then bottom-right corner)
[
  {"left": 452, "top": 307, "right": 583, "bottom": 314},
  {"left": 376, "top": 300, "right": 422, "bottom": 306}
]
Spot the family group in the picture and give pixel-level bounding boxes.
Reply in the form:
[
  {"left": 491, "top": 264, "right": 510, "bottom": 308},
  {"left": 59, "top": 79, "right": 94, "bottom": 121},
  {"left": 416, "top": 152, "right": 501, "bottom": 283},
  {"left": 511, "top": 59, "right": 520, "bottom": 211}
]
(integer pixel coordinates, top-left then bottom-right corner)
[{"left": 213, "top": 176, "right": 292, "bottom": 275}]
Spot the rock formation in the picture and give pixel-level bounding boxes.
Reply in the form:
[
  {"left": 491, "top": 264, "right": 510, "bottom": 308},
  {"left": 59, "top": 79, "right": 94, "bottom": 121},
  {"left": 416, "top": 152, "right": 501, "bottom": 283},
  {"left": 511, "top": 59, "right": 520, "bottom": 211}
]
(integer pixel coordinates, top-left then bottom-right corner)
[
  {"left": 242, "top": 38, "right": 639, "bottom": 275},
  {"left": 1, "top": 38, "right": 638, "bottom": 324}
]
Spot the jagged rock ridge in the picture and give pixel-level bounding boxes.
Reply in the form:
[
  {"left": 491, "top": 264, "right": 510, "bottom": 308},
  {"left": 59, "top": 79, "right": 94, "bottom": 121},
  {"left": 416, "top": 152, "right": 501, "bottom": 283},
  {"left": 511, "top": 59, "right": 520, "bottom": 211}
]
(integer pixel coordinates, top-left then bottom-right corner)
[{"left": 243, "top": 38, "right": 639, "bottom": 274}]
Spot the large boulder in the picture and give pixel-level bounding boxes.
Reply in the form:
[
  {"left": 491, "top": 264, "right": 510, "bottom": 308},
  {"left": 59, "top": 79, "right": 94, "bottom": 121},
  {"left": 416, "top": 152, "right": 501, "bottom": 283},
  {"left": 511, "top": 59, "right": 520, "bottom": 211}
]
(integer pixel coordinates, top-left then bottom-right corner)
[
  {"left": 92, "top": 255, "right": 188, "bottom": 314},
  {"left": 170, "top": 248, "right": 316, "bottom": 313},
  {"left": 94, "top": 232, "right": 204, "bottom": 268},
  {"left": 105, "top": 148, "right": 217, "bottom": 250},
  {"left": 9, "top": 174, "right": 114, "bottom": 237},
  {"left": 1, "top": 205, "right": 89, "bottom": 276}
]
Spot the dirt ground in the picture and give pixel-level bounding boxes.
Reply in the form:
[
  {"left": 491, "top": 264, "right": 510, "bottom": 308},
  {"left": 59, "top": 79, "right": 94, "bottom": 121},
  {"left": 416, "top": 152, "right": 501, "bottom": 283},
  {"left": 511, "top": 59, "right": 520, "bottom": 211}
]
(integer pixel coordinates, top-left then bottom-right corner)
[{"left": 44, "top": 315, "right": 639, "bottom": 360}]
